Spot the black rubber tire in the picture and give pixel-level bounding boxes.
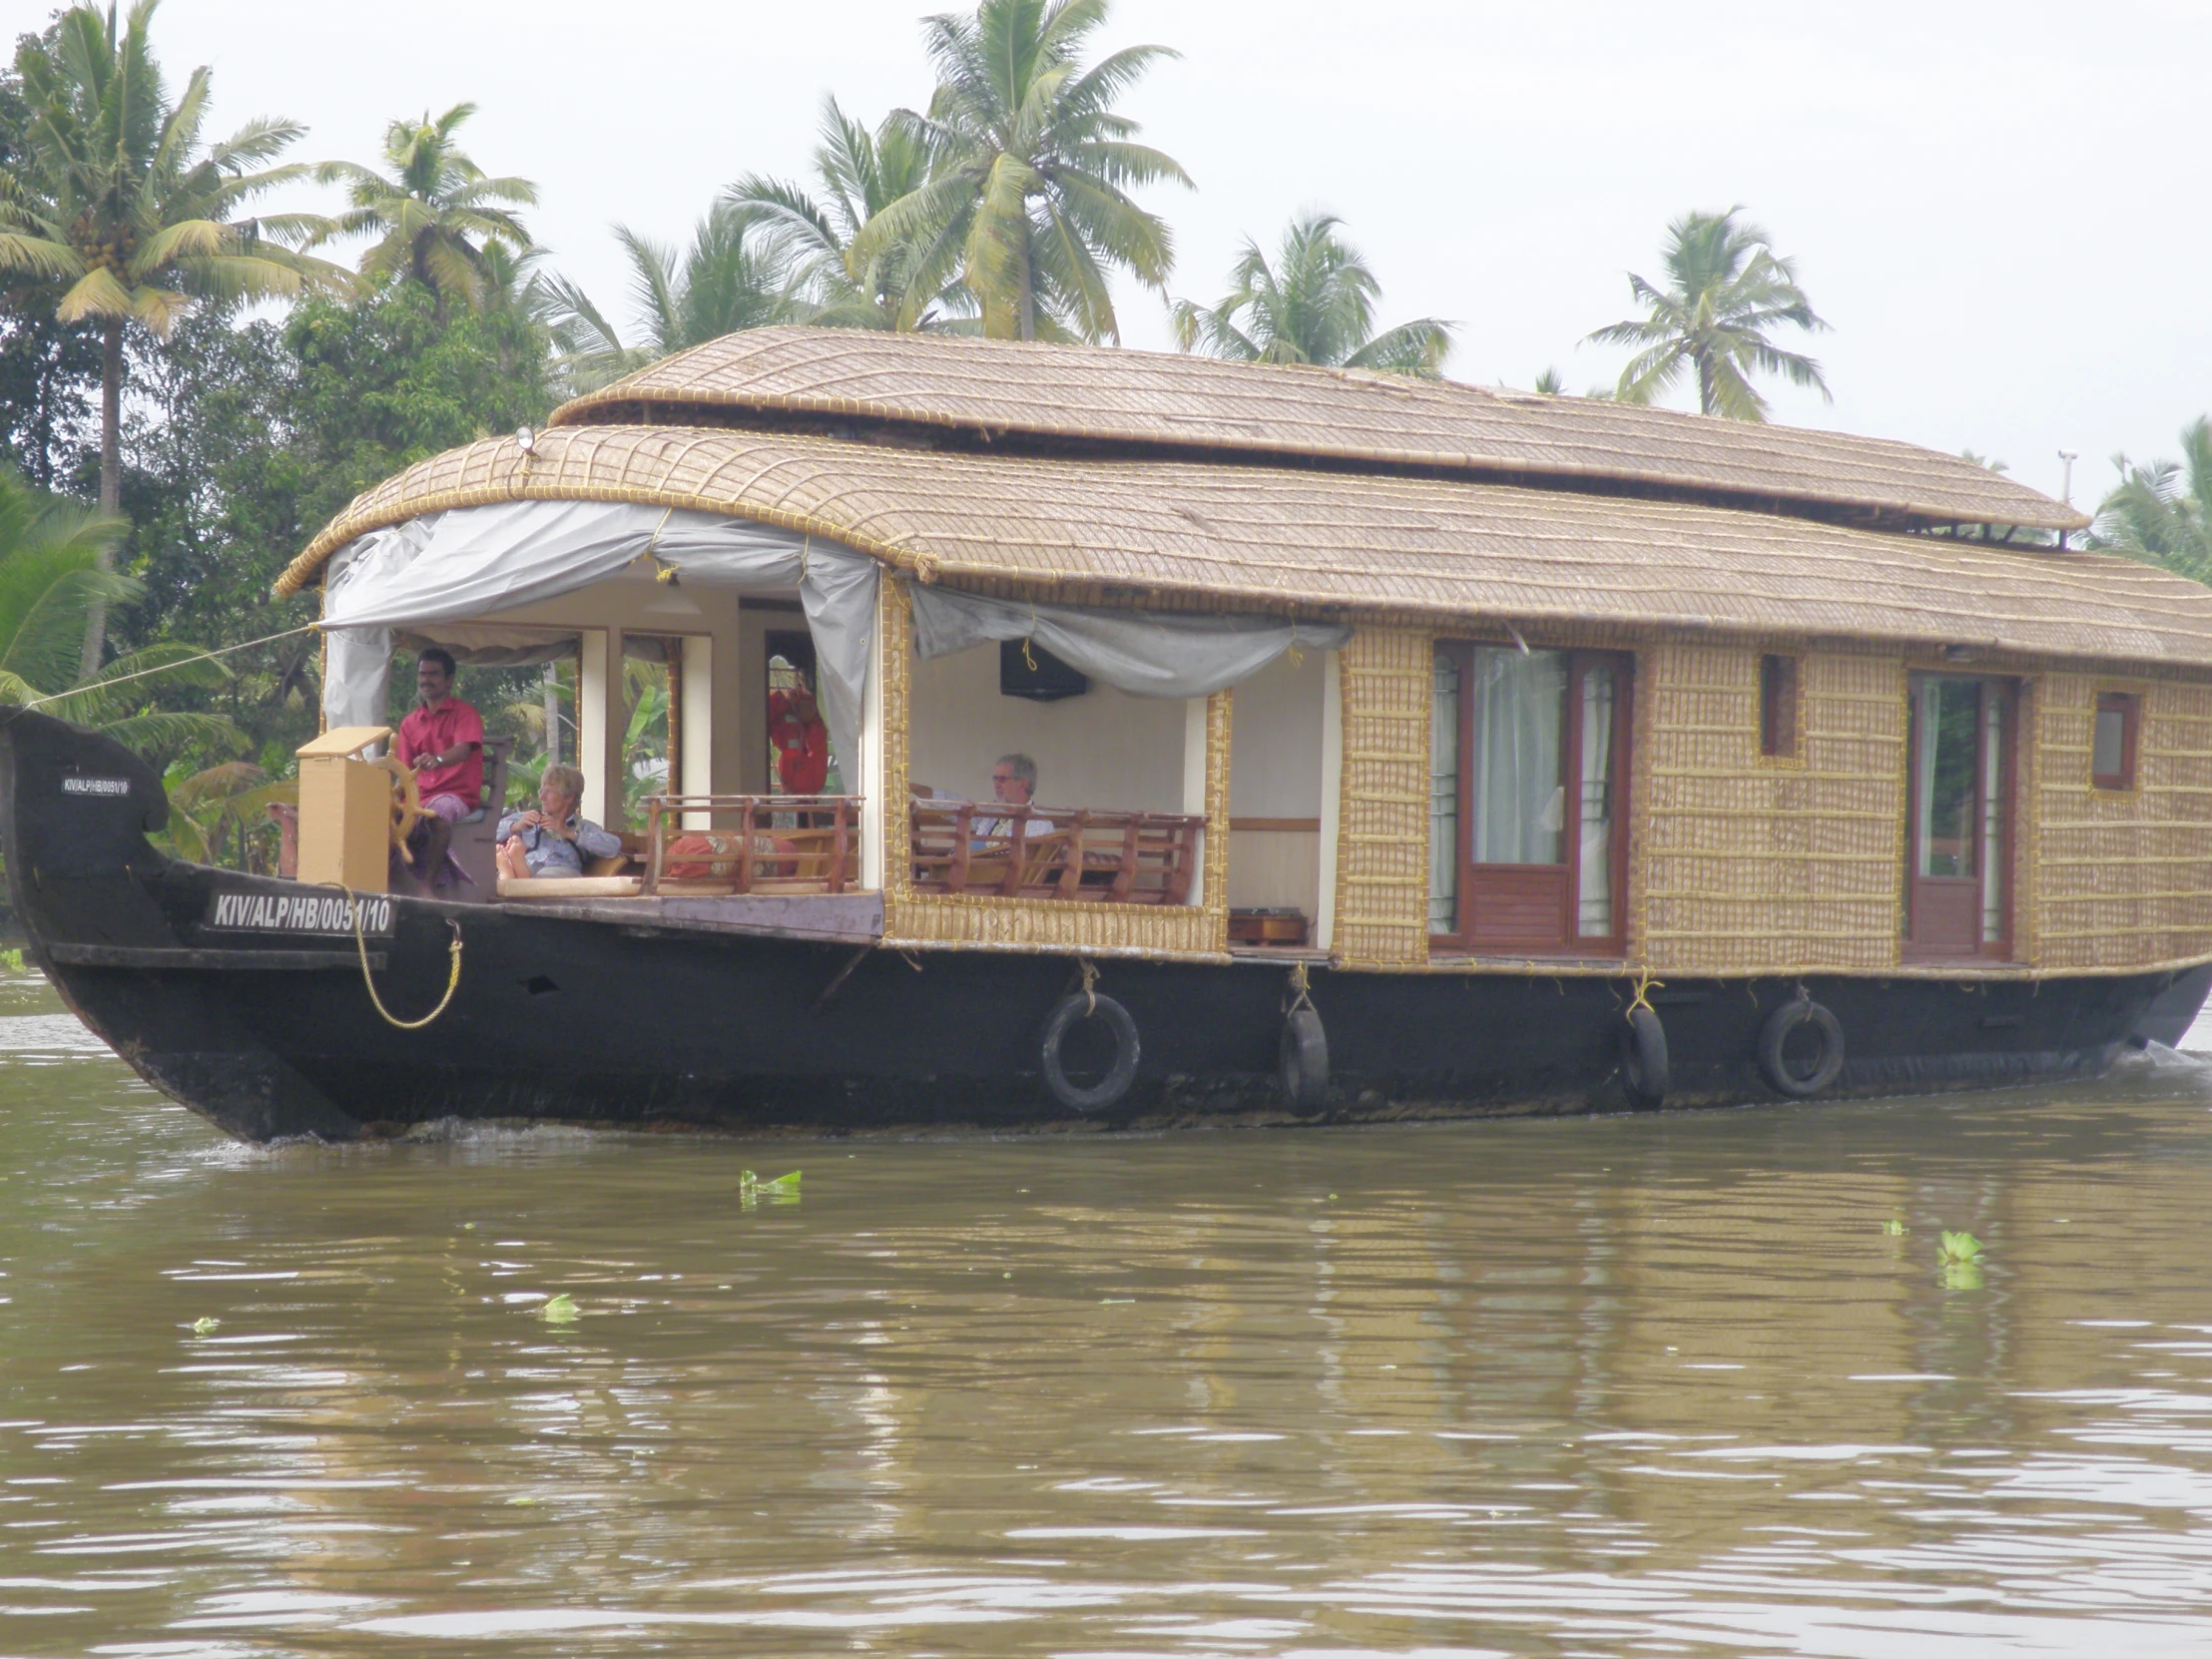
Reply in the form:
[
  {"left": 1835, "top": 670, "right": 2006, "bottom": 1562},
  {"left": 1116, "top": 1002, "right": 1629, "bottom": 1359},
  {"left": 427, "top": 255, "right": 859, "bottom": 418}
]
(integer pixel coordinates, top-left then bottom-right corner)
[
  {"left": 1619, "top": 1005, "right": 1669, "bottom": 1110},
  {"left": 1758, "top": 999, "right": 1846, "bottom": 1097},
  {"left": 1279, "top": 1004, "right": 1331, "bottom": 1113},
  {"left": 1039, "top": 992, "right": 1141, "bottom": 1114}
]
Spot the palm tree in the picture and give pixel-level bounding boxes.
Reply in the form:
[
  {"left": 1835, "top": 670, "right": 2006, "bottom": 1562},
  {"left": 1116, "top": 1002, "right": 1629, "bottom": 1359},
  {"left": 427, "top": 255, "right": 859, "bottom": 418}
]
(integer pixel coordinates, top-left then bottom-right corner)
[
  {"left": 0, "top": 466, "right": 240, "bottom": 757},
  {"left": 1169, "top": 212, "right": 1453, "bottom": 376},
  {"left": 2094, "top": 417, "right": 2212, "bottom": 584},
  {"left": 547, "top": 205, "right": 813, "bottom": 391},
  {"left": 726, "top": 96, "right": 950, "bottom": 330},
  {"left": 316, "top": 103, "right": 535, "bottom": 313},
  {"left": 852, "top": 0, "right": 1189, "bottom": 341},
  {"left": 1586, "top": 208, "right": 1829, "bottom": 420},
  {"left": 0, "top": 0, "right": 344, "bottom": 675}
]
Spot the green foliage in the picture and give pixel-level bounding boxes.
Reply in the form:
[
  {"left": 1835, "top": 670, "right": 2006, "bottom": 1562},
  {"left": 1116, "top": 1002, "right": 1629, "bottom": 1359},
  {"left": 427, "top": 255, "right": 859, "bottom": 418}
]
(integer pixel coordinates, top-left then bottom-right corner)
[
  {"left": 190, "top": 1315, "right": 219, "bottom": 1335},
  {"left": 854, "top": 0, "right": 1190, "bottom": 341},
  {"left": 740, "top": 1168, "right": 801, "bottom": 1208},
  {"left": 727, "top": 96, "right": 954, "bottom": 331},
  {"left": 1170, "top": 211, "right": 1451, "bottom": 376},
  {"left": 1587, "top": 208, "right": 1830, "bottom": 421},
  {"left": 548, "top": 206, "right": 812, "bottom": 392},
  {"left": 0, "top": 463, "right": 240, "bottom": 759},
  {"left": 0, "top": 1, "right": 345, "bottom": 341},
  {"left": 1938, "top": 1229, "right": 1985, "bottom": 1290},
  {"left": 2094, "top": 417, "right": 2212, "bottom": 585},
  {"left": 314, "top": 103, "right": 534, "bottom": 313},
  {"left": 538, "top": 1292, "right": 578, "bottom": 1324}
]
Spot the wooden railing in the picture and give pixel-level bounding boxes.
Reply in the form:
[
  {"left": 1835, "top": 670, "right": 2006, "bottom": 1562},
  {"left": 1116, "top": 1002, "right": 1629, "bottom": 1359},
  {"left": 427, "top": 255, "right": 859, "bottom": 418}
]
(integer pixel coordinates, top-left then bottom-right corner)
[
  {"left": 640, "top": 795, "right": 862, "bottom": 896},
  {"left": 910, "top": 803, "right": 1203, "bottom": 904}
]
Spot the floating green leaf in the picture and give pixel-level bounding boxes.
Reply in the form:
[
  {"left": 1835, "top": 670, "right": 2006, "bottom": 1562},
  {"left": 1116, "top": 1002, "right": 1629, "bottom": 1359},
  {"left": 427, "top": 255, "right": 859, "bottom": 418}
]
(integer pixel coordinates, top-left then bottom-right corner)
[
  {"left": 190, "top": 1316, "right": 220, "bottom": 1337},
  {"left": 540, "top": 1293, "right": 579, "bottom": 1324},
  {"left": 739, "top": 1169, "right": 802, "bottom": 1209},
  {"left": 1938, "top": 1230, "right": 1986, "bottom": 1290},
  {"left": 1938, "top": 1230, "right": 1984, "bottom": 1265},
  {"left": 1883, "top": 1219, "right": 1908, "bottom": 1236}
]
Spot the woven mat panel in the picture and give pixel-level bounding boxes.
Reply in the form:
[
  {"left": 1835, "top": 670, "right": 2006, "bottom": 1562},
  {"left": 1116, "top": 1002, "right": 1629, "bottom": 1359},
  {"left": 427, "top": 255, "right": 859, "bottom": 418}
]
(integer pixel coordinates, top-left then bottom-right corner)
[
  {"left": 1638, "top": 647, "right": 1905, "bottom": 975},
  {"left": 879, "top": 577, "right": 1232, "bottom": 957},
  {"left": 2031, "top": 675, "right": 2212, "bottom": 970},
  {"left": 273, "top": 427, "right": 2212, "bottom": 676},
  {"left": 1333, "top": 627, "right": 1433, "bottom": 967},
  {"left": 548, "top": 326, "right": 2081, "bottom": 533}
]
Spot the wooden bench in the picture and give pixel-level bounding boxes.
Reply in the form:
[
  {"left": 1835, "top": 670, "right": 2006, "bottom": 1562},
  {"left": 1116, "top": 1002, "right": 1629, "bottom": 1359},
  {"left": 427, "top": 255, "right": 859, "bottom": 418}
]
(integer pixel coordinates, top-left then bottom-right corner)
[{"left": 910, "top": 803, "right": 1202, "bottom": 904}]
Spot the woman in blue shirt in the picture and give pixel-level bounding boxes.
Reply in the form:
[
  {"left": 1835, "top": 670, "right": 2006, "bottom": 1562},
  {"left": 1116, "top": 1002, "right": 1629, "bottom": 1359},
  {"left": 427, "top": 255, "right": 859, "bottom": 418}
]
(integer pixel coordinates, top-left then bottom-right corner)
[{"left": 495, "top": 764, "right": 624, "bottom": 881}]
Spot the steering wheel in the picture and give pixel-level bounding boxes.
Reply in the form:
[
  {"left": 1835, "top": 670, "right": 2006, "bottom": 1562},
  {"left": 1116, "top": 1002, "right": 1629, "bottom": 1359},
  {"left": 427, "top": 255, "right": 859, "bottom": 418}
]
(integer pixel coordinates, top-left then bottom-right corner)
[{"left": 379, "top": 754, "right": 425, "bottom": 864}]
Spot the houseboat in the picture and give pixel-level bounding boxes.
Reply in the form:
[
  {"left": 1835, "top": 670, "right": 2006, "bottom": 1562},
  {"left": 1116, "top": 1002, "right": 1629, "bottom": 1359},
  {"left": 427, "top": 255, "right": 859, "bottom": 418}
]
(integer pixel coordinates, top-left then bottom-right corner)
[{"left": 6, "top": 326, "right": 2211, "bottom": 1142}]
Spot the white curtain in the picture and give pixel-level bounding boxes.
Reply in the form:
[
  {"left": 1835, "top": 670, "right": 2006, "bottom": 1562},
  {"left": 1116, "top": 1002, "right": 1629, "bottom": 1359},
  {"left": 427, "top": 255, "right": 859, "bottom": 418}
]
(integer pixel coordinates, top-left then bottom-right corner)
[
  {"left": 1429, "top": 646, "right": 1460, "bottom": 932},
  {"left": 1577, "top": 663, "right": 1616, "bottom": 936},
  {"left": 317, "top": 500, "right": 877, "bottom": 778},
  {"left": 908, "top": 583, "right": 1353, "bottom": 700},
  {"left": 1469, "top": 646, "right": 1565, "bottom": 864}
]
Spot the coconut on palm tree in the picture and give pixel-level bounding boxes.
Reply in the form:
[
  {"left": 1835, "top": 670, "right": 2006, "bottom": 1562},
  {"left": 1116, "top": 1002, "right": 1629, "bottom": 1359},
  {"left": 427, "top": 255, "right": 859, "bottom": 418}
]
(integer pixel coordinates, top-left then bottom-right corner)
[
  {"left": 1170, "top": 212, "right": 1453, "bottom": 377},
  {"left": 0, "top": 0, "right": 346, "bottom": 675},
  {"left": 726, "top": 95, "right": 949, "bottom": 330},
  {"left": 1586, "top": 209, "right": 1829, "bottom": 420},
  {"left": 316, "top": 103, "right": 535, "bottom": 313},
  {"left": 852, "top": 0, "right": 1189, "bottom": 341},
  {"left": 2094, "top": 417, "right": 2212, "bottom": 584},
  {"left": 547, "top": 205, "right": 814, "bottom": 392}
]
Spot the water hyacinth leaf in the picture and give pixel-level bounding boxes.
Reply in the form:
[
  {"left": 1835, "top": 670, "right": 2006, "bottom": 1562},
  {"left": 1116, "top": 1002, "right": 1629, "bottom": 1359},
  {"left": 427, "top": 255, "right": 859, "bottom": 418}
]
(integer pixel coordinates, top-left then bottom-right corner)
[
  {"left": 1883, "top": 1219, "right": 1908, "bottom": 1236},
  {"left": 1938, "top": 1230, "right": 1985, "bottom": 1265},
  {"left": 540, "top": 1293, "right": 579, "bottom": 1324},
  {"left": 739, "top": 1169, "right": 802, "bottom": 1208},
  {"left": 190, "top": 1316, "right": 221, "bottom": 1337}
]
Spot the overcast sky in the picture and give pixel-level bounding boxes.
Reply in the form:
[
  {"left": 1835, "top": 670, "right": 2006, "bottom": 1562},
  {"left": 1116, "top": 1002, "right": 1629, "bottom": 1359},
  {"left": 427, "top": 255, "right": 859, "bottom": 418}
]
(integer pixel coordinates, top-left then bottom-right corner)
[{"left": 146, "top": 0, "right": 2210, "bottom": 512}]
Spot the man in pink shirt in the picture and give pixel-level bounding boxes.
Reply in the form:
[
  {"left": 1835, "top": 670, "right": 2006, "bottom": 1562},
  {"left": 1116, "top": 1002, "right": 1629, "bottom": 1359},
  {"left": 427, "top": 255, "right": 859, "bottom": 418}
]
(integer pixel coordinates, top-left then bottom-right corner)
[{"left": 392, "top": 648, "right": 483, "bottom": 894}]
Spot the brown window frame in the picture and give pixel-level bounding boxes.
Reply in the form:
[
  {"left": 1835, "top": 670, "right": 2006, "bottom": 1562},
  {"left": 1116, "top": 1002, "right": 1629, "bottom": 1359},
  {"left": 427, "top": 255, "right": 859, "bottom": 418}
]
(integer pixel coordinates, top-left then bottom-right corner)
[
  {"left": 1430, "top": 642, "right": 1634, "bottom": 959},
  {"left": 1759, "top": 653, "right": 1802, "bottom": 762},
  {"left": 2091, "top": 691, "right": 2140, "bottom": 793},
  {"left": 1903, "top": 673, "right": 2017, "bottom": 964}
]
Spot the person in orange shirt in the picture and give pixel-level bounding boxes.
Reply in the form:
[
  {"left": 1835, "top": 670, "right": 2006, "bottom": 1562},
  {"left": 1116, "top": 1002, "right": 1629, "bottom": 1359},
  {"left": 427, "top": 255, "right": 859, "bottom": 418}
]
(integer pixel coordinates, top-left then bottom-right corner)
[{"left": 767, "top": 671, "right": 830, "bottom": 796}]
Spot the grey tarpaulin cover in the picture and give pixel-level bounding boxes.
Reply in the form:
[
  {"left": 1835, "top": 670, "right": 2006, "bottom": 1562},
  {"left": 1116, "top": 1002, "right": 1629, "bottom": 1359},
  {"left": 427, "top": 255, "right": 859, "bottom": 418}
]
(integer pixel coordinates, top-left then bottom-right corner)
[
  {"left": 908, "top": 584, "right": 1351, "bottom": 699},
  {"left": 318, "top": 500, "right": 878, "bottom": 772}
]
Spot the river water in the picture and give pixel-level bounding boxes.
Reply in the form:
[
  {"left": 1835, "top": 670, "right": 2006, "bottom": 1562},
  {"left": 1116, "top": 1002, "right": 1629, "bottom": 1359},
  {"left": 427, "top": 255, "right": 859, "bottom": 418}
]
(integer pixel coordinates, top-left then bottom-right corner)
[{"left": 6, "top": 972, "right": 2212, "bottom": 1657}]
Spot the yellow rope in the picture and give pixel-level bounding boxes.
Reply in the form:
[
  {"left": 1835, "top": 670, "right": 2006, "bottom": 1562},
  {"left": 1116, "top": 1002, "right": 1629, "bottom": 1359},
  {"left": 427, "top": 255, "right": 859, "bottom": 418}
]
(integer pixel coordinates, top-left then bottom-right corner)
[
  {"left": 1625, "top": 964, "right": 1662, "bottom": 1021},
  {"left": 335, "top": 884, "right": 464, "bottom": 1030}
]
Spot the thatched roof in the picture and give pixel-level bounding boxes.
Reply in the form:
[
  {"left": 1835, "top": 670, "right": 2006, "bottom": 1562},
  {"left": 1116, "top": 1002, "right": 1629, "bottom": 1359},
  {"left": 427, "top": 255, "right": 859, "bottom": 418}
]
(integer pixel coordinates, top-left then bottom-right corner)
[
  {"left": 276, "top": 423, "right": 2212, "bottom": 669},
  {"left": 550, "top": 326, "right": 2084, "bottom": 534}
]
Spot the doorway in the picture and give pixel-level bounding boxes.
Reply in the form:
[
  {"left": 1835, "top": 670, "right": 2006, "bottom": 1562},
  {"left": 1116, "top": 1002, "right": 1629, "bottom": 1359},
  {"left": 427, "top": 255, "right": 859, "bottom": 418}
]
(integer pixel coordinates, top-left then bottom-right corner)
[
  {"left": 1430, "top": 643, "right": 1631, "bottom": 955},
  {"left": 1906, "top": 674, "right": 2014, "bottom": 960}
]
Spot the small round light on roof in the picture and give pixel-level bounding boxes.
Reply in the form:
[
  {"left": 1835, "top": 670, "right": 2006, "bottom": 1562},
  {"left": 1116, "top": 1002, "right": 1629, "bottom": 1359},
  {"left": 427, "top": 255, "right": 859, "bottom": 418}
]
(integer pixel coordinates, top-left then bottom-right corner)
[{"left": 515, "top": 425, "right": 536, "bottom": 454}]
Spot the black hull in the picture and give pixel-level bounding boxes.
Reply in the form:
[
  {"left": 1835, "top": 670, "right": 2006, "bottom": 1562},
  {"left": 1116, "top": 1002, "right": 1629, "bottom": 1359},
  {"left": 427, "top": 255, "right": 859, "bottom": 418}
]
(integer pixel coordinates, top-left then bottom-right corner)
[{"left": 0, "top": 708, "right": 2193, "bottom": 1145}]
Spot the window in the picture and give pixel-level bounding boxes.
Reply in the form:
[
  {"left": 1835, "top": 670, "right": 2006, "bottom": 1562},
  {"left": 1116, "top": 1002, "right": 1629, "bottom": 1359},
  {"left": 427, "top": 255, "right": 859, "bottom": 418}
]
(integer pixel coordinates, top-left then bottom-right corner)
[
  {"left": 1429, "top": 642, "right": 1631, "bottom": 954},
  {"left": 2092, "top": 692, "right": 2139, "bottom": 792},
  {"left": 1759, "top": 654, "right": 1800, "bottom": 760}
]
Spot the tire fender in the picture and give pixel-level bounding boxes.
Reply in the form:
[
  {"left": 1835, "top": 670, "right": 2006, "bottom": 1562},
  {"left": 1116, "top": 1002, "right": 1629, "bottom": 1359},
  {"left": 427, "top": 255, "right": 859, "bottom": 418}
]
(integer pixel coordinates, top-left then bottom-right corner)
[
  {"left": 1619, "top": 1005, "right": 1669, "bottom": 1110},
  {"left": 1757, "top": 999, "right": 1846, "bottom": 1097},
  {"left": 1279, "top": 1003, "right": 1330, "bottom": 1113},
  {"left": 1039, "top": 991, "right": 1141, "bottom": 1114}
]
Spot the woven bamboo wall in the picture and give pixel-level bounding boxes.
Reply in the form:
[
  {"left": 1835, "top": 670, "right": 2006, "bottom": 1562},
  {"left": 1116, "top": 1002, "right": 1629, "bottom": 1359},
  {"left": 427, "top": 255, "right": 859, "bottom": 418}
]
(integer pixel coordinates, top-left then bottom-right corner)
[
  {"left": 1332, "top": 627, "right": 1434, "bottom": 967},
  {"left": 879, "top": 577, "right": 1233, "bottom": 957},
  {"left": 2029, "top": 673, "right": 2212, "bottom": 971},
  {"left": 1637, "top": 646, "right": 1908, "bottom": 975}
]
